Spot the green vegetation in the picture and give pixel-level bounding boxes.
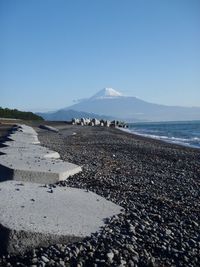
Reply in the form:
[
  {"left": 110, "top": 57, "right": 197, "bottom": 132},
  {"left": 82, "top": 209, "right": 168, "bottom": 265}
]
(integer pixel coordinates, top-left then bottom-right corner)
[{"left": 0, "top": 107, "right": 44, "bottom": 121}]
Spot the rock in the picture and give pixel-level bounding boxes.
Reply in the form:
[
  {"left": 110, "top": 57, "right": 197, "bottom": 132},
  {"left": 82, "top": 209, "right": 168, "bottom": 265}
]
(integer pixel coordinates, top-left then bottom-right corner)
[
  {"left": 120, "top": 259, "right": 127, "bottom": 266},
  {"left": 192, "top": 221, "right": 199, "bottom": 227},
  {"left": 107, "top": 251, "right": 114, "bottom": 262},
  {"left": 41, "top": 255, "right": 49, "bottom": 263},
  {"left": 128, "top": 260, "right": 135, "bottom": 267},
  {"left": 165, "top": 229, "right": 172, "bottom": 236},
  {"left": 59, "top": 260, "right": 65, "bottom": 266}
]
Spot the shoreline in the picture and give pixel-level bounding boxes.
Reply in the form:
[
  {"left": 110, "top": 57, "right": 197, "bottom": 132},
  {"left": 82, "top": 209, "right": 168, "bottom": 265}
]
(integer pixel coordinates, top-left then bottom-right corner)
[
  {"left": 1, "top": 124, "right": 200, "bottom": 266},
  {"left": 119, "top": 127, "right": 200, "bottom": 150}
]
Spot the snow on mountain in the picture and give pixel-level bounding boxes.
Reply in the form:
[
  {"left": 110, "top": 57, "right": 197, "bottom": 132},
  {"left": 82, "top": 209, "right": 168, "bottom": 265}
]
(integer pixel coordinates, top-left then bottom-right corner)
[{"left": 90, "top": 88, "right": 123, "bottom": 99}]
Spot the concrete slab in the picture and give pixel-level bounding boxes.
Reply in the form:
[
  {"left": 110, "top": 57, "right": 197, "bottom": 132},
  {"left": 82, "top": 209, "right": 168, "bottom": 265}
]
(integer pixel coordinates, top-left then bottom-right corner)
[
  {"left": 6, "top": 124, "right": 40, "bottom": 144},
  {"left": 2, "top": 141, "right": 40, "bottom": 147},
  {"left": 17, "top": 124, "right": 38, "bottom": 135},
  {"left": 0, "top": 145, "right": 60, "bottom": 159},
  {"left": 7, "top": 128, "right": 34, "bottom": 137},
  {"left": 0, "top": 155, "right": 81, "bottom": 184},
  {"left": 7, "top": 133, "right": 40, "bottom": 144},
  {"left": 0, "top": 181, "right": 123, "bottom": 255},
  {"left": 0, "top": 124, "right": 81, "bottom": 183}
]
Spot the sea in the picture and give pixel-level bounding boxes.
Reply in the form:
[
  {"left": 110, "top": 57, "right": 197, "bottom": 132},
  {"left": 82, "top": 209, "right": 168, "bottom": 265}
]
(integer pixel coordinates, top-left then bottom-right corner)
[{"left": 126, "top": 121, "right": 200, "bottom": 149}]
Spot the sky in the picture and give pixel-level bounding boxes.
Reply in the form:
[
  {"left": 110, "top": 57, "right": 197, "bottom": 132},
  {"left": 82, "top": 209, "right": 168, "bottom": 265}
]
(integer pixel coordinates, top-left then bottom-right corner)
[{"left": 0, "top": 0, "right": 200, "bottom": 112}]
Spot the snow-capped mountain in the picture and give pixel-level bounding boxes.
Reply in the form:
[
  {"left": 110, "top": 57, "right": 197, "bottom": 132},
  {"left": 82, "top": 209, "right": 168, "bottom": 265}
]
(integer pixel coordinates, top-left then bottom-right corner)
[
  {"left": 38, "top": 88, "right": 200, "bottom": 122},
  {"left": 90, "top": 88, "right": 123, "bottom": 99}
]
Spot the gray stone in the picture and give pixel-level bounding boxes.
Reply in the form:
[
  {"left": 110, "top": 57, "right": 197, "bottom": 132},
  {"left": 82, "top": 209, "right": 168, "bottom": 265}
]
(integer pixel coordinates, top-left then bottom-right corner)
[
  {"left": 107, "top": 251, "right": 114, "bottom": 262},
  {"left": 41, "top": 255, "right": 49, "bottom": 263}
]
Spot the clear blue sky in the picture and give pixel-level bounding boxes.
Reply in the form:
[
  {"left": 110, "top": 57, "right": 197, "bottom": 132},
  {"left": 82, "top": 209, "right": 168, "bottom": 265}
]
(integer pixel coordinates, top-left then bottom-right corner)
[{"left": 0, "top": 0, "right": 199, "bottom": 111}]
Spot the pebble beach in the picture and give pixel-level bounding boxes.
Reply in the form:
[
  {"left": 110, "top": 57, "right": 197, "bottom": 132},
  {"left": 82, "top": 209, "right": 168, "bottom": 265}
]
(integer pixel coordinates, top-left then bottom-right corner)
[{"left": 1, "top": 125, "right": 200, "bottom": 267}]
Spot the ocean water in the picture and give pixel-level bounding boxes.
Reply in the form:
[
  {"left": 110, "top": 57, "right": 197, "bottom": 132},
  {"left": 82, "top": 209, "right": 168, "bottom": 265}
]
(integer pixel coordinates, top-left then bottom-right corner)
[{"left": 126, "top": 121, "right": 200, "bottom": 149}]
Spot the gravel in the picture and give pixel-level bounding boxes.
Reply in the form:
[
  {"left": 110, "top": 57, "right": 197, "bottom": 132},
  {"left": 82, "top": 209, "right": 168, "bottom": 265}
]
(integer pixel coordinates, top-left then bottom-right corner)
[{"left": 1, "top": 125, "right": 200, "bottom": 267}]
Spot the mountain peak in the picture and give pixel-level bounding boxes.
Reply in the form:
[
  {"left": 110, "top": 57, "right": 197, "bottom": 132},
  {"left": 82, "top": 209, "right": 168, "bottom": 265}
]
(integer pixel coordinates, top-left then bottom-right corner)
[{"left": 90, "top": 88, "right": 123, "bottom": 99}]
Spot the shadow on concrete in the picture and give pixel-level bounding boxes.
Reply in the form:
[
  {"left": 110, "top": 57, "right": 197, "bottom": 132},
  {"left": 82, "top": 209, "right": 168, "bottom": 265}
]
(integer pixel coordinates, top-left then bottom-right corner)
[
  {"left": 0, "top": 164, "right": 13, "bottom": 182},
  {"left": 0, "top": 126, "right": 15, "bottom": 183},
  {"left": 0, "top": 138, "right": 14, "bottom": 149},
  {"left": 0, "top": 224, "right": 10, "bottom": 256},
  {"left": 0, "top": 223, "right": 83, "bottom": 256},
  {"left": 0, "top": 127, "right": 15, "bottom": 148}
]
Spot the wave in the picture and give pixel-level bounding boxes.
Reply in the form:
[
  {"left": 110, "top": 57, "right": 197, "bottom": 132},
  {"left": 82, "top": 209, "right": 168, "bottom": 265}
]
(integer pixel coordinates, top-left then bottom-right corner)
[
  {"left": 192, "top": 137, "right": 200, "bottom": 141},
  {"left": 121, "top": 128, "right": 200, "bottom": 149}
]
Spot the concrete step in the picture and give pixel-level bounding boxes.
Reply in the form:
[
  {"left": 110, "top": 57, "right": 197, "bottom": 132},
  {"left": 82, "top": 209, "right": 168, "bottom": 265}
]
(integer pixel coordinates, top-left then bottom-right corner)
[
  {"left": 0, "top": 181, "right": 123, "bottom": 255},
  {"left": 0, "top": 145, "right": 60, "bottom": 159},
  {"left": 7, "top": 133, "right": 40, "bottom": 144},
  {"left": 0, "top": 155, "right": 81, "bottom": 184},
  {"left": 0, "top": 124, "right": 82, "bottom": 184}
]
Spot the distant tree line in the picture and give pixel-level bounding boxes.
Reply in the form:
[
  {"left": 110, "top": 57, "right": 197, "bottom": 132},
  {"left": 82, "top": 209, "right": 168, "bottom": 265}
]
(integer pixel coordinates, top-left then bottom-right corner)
[{"left": 0, "top": 107, "right": 44, "bottom": 121}]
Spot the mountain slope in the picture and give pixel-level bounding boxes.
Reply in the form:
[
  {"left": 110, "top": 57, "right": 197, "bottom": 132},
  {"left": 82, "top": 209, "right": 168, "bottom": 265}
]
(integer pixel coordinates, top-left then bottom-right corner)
[
  {"left": 37, "top": 109, "right": 115, "bottom": 121},
  {"left": 65, "top": 88, "right": 200, "bottom": 122}
]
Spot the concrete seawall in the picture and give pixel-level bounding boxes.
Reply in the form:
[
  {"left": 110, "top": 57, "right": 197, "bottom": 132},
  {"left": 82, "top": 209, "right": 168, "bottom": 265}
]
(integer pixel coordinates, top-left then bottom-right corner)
[
  {"left": 0, "top": 124, "right": 123, "bottom": 255},
  {"left": 0, "top": 124, "right": 82, "bottom": 184}
]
